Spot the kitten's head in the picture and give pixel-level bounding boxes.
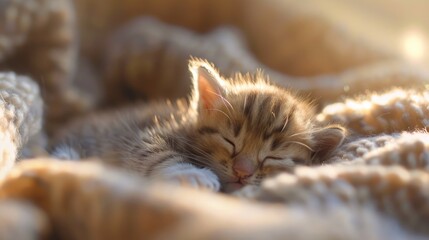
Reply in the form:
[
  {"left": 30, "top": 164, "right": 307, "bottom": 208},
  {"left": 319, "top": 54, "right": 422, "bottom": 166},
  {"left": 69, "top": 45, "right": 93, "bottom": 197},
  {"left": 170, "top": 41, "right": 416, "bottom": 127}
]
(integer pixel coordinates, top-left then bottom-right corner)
[{"left": 186, "top": 59, "right": 345, "bottom": 192}]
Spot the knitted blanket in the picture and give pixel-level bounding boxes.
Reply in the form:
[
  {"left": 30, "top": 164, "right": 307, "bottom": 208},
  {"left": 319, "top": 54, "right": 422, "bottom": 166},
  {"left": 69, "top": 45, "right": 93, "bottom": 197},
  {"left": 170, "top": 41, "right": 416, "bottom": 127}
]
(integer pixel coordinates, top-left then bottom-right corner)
[{"left": 1, "top": 0, "right": 429, "bottom": 239}]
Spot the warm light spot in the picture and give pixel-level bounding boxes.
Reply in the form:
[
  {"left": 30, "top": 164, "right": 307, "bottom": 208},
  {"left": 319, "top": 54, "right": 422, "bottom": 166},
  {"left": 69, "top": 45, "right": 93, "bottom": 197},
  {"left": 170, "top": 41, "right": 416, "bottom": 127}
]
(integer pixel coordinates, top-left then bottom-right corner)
[
  {"left": 371, "top": 89, "right": 406, "bottom": 106},
  {"left": 322, "top": 103, "right": 345, "bottom": 115},
  {"left": 401, "top": 30, "right": 426, "bottom": 61},
  {"left": 361, "top": 100, "right": 372, "bottom": 110},
  {"left": 343, "top": 85, "right": 350, "bottom": 92}
]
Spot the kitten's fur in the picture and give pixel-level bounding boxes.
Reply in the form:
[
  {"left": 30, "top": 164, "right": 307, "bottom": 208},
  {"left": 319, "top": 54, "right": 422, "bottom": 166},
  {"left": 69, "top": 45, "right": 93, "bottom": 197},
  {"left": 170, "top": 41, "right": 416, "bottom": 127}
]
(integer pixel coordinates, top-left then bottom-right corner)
[{"left": 52, "top": 59, "right": 346, "bottom": 192}]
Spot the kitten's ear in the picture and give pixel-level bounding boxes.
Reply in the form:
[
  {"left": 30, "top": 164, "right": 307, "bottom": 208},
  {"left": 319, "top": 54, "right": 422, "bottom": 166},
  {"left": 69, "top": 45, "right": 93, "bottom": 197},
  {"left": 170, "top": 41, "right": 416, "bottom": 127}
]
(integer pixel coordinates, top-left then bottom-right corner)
[
  {"left": 312, "top": 125, "right": 346, "bottom": 162},
  {"left": 189, "top": 59, "right": 227, "bottom": 111}
]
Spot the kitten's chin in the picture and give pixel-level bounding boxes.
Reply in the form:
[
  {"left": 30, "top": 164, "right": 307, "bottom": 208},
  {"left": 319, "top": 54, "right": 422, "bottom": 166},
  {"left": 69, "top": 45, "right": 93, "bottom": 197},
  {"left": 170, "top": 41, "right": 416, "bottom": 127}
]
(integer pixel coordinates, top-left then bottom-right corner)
[{"left": 222, "top": 182, "right": 244, "bottom": 193}]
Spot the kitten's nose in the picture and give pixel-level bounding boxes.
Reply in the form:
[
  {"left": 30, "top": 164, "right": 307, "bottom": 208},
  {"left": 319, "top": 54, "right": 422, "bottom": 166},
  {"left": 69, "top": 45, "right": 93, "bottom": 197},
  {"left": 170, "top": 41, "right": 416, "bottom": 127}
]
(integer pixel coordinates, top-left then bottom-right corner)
[{"left": 233, "top": 155, "right": 256, "bottom": 178}]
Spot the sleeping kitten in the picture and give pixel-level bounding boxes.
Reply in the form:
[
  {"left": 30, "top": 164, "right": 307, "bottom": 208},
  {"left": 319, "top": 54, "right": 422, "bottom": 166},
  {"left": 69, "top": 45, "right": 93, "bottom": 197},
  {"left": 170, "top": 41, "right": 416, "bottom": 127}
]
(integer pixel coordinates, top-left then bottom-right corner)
[{"left": 51, "top": 59, "right": 346, "bottom": 192}]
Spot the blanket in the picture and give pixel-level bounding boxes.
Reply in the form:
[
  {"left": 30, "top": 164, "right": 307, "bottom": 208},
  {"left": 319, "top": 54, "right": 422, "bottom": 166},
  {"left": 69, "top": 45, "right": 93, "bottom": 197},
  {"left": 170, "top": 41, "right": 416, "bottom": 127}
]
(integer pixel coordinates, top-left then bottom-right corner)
[{"left": 0, "top": 0, "right": 429, "bottom": 239}]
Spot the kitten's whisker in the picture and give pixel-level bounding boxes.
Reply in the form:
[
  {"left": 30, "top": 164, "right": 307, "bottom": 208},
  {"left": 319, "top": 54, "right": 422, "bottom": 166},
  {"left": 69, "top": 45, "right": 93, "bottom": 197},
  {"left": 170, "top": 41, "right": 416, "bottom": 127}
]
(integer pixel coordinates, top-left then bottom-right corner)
[
  {"left": 173, "top": 137, "right": 216, "bottom": 159},
  {"left": 288, "top": 127, "right": 339, "bottom": 140},
  {"left": 288, "top": 128, "right": 325, "bottom": 138},
  {"left": 311, "top": 127, "right": 337, "bottom": 132},
  {"left": 284, "top": 141, "right": 314, "bottom": 151},
  {"left": 171, "top": 137, "right": 242, "bottom": 181},
  {"left": 208, "top": 90, "right": 234, "bottom": 113},
  {"left": 178, "top": 154, "right": 230, "bottom": 179},
  {"left": 310, "top": 152, "right": 318, "bottom": 164},
  {"left": 181, "top": 148, "right": 213, "bottom": 161},
  {"left": 288, "top": 131, "right": 309, "bottom": 137},
  {"left": 223, "top": 97, "right": 234, "bottom": 112},
  {"left": 243, "top": 95, "right": 247, "bottom": 112},
  {"left": 208, "top": 108, "right": 232, "bottom": 123},
  {"left": 170, "top": 138, "right": 231, "bottom": 179},
  {"left": 281, "top": 115, "right": 289, "bottom": 132}
]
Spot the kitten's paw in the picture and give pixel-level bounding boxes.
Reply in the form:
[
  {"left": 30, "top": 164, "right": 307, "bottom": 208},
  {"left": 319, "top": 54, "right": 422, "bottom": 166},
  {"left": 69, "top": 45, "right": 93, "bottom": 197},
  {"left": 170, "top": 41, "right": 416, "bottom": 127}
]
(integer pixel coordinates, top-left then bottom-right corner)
[
  {"left": 51, "top": 145, "right": 80, "bottom": 160},
  {"left": 156, "top": 163, "right": 221, "bottom": 191}
]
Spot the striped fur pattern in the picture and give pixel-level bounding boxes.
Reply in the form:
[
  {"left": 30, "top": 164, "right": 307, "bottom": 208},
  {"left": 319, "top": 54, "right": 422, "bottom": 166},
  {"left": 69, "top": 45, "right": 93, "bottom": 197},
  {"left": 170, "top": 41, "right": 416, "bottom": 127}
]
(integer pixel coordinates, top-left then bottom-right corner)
[{"left": 52, "top": 59, "right": 346, "bottom": 192}]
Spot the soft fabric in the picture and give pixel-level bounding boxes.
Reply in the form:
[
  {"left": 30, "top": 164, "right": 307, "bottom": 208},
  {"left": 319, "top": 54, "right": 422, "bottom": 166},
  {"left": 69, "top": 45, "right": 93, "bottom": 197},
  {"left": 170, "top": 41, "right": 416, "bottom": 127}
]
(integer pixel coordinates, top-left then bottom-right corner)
[{"left": 0, "top": 0, "right": 429, "bottom": 239}]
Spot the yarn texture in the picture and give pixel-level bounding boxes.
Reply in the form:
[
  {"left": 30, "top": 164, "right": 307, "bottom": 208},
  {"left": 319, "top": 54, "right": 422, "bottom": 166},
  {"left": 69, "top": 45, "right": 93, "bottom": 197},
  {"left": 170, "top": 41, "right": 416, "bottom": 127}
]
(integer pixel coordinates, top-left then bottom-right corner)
[{"left": 0, "top": 0, "right": 429, "bottom": 239}]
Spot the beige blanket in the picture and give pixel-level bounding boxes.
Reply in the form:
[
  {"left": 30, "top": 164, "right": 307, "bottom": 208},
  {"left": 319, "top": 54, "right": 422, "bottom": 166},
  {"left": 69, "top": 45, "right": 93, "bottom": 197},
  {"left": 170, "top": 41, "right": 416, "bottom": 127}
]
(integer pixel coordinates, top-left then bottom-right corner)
[{"left": 0, "top": 0, "right": 429, "bottom": 239}]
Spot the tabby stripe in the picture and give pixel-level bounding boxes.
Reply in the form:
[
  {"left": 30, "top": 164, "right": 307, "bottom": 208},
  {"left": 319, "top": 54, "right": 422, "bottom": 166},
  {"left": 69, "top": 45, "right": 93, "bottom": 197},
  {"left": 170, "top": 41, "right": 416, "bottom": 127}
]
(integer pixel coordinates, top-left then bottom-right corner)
[
  {"left": 259, "top": 96, "right": 272, "bottom": 115},
  {"left": 266, "top": 102, "right": 295, "bottom": 138},
  {"left": 139, "top": 151, "right": 149, "bottom": 158},
  {"left": 244, "top": 92, "right": 256, "bottom": 118},
  {"left": 270, "top": 137, "right": 283, "bottom": 151},
  {"left": 287, "top": 105, "right": 296, "bottom": 121},
  {"left": 233, "top": 121, "right": 242, "bottom": 137},
  {"left": 262, "top": 132, "right": 271, "bottom": 140},
  {"left": 256, "top": 96, "right": 274, "bottom": 134},
  {"left": 198, "top": 127, "right": 219, "bottom": 135},
  {"left": 145, "top": 152, "right": 177, "bottom": 175},
  {"left": 272, "top": 100, "right": 282, "bottom": 118},
  {"left": 281, "top": 105, "right": 296, "bottom": 133},
  {"left": 289, "top": 105, "right": 296, "bottom": 117}
]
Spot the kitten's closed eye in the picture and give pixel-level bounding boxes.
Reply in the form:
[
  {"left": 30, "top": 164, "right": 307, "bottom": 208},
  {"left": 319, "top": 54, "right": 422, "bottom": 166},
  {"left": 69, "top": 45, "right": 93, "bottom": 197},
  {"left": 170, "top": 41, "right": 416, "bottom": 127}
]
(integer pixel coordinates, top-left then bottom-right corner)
[
  {"left": 263, "top": 156, "right": 283, "bottom": 161},
  {"left": 222, "top": 137, "right": 236, "bottom": 157},
  {"left": 292, "top": 158, "right": 307, "bottom": 165}
]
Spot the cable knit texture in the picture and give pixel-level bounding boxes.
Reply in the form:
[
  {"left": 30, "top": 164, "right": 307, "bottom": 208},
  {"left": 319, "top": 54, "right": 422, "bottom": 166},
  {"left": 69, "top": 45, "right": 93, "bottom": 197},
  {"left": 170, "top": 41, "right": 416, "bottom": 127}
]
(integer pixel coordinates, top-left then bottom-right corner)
[
  {"left": 317, "top": 89, "right": 429, "bottom": 135},
  {"left": 237, "top": 165, "right": 429, "bottom": 235},
  {"left": 0, "top": 0, "right": 89, "bottom": 134},
  {"left": 0, "top": 73, "right": 42, "bottom": 180},
  {"left": 1, "top": 0, "right": 429, "bottom": 239}
]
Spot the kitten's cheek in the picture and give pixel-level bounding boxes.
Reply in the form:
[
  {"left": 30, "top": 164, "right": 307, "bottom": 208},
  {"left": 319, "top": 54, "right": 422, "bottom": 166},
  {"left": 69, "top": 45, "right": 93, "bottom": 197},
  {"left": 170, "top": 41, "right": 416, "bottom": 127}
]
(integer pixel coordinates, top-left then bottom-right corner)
[{"left": 223, "top": 183, "right": 244, "bottom": 193}]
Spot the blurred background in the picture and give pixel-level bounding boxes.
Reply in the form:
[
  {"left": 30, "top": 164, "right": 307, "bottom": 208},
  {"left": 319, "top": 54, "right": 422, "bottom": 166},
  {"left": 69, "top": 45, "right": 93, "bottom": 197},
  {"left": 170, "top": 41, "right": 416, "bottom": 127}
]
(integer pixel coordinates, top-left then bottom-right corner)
[
  {"left": 3, "top": 0, "right": 429, "bottom": 134},
  {"left": 309, "top": 0, "right": 429, "bottom": 63}
]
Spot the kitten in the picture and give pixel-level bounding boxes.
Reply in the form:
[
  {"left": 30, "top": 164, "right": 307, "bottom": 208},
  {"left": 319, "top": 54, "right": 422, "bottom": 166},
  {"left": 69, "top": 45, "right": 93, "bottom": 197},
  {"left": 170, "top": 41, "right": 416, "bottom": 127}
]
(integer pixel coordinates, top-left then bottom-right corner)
[{"left": 51, "top": 59, "right": 346, "bottom": 192}]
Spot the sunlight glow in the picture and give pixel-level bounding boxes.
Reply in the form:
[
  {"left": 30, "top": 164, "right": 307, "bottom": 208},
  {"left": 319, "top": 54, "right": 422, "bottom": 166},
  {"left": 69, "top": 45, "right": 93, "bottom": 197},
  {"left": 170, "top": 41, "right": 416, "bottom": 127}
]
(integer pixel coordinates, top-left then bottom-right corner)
[
  {"left": 370, "top": 89, "right": 406, "bottom": 106},
  {"left": 401, "top": 30, "right": 426, "bottom": 61}
]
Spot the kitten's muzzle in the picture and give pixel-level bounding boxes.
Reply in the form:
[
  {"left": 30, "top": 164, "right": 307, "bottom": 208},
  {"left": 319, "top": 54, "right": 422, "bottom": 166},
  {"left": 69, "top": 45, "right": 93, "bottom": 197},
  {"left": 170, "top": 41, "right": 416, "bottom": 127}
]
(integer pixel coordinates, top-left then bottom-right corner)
[{"left": 232, "top": 154, "right": 256, "bottom": 179}]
